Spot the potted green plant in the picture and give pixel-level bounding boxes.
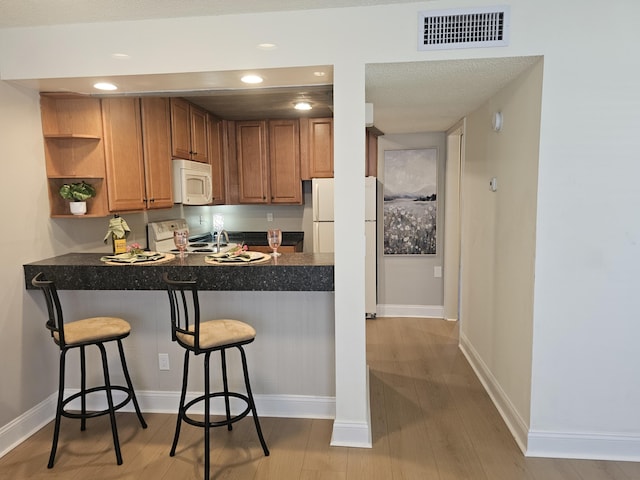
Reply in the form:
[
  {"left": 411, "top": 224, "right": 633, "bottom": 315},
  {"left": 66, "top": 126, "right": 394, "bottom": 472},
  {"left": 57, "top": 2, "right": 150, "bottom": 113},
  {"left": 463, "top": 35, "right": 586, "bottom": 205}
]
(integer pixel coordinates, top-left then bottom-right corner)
[{"left": 59, "top": 181, "right": 96, "bottom": 215}]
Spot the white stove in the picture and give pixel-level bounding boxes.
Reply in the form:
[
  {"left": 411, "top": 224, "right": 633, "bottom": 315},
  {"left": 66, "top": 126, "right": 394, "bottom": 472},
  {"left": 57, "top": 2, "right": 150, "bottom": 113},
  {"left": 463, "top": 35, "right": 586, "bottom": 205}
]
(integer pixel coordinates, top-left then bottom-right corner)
[{"left": 147, "top": 219, "right": 236, "bottom": 254}]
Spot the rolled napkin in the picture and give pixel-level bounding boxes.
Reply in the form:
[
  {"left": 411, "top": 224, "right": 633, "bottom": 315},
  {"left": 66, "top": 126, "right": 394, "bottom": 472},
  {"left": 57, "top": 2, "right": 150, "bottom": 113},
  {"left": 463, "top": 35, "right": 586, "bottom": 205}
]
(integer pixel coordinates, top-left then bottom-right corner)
[
  {"left": 101, "top": 252, "right": 165, "bottom": 263},
  {"left": 206, "top": 251, "right": 264, "bottom": 263}
]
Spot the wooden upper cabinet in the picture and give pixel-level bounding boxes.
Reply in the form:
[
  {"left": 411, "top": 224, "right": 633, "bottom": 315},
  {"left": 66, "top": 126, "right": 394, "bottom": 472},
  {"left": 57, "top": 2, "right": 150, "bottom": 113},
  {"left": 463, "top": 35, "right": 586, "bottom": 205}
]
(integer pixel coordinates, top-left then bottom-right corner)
[
  {"left": 170, "top": 98, "right": 209, "bottom": 163},
  {"left": 141, "top": 97, "right": 173, "bottom": 209},
  {"left": 102, "top": 97, "right": 174, "bottom": 212},
  {"left": 236, "top": 120, "right": 269, "bottom": 204},
  {"left": 300, "top": 117, "right": 333, "bottom": 179},
  {"left": 102, "top": 97, "right": 146, "bottom": 212},
  {"left": 40, "top": 94, "right": 109, "bottom": 217},
  {"left": 269, "top": 119, "right": 301, "bottom": 204},
  {"left": 170, "top": 98, "right": 191, "bottom": 159},
  {"left": 190, "top": 106, "right": 208, "bottom": 163},
  {"left": 208, "top": 114, "right": 227, "bottom": 205}
]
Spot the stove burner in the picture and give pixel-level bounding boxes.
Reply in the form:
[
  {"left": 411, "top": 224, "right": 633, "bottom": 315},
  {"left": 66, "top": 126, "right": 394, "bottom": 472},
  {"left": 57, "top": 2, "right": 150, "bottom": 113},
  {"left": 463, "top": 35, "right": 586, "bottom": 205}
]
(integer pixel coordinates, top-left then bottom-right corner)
[
  {"left": 189, "top": 243, "right": 208, "bottom": 248},
  {"left": 191, "top": 248, "right": 214, "bottom": 253}
]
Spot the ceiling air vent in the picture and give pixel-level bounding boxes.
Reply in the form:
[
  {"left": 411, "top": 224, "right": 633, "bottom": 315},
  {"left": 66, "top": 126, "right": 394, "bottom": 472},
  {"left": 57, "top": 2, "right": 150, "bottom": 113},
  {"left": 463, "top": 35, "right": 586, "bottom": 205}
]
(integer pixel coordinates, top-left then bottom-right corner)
[{"left": 418, "top": 6, "right": 510, "bottom": 51}]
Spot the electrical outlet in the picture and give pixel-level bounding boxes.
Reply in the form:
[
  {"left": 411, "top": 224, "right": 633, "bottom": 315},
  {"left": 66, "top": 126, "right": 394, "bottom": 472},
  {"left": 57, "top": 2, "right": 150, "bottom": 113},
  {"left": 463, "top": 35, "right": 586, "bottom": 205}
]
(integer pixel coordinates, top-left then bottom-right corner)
[
  {"left": 434, "top": 266, "right": 442, "bottom": 278},
  {"left": 158, "top": 353, "right": 170, "bottom": 371},
  {"left": 267, "top": 212, "right": 273, "bottom": 222}
]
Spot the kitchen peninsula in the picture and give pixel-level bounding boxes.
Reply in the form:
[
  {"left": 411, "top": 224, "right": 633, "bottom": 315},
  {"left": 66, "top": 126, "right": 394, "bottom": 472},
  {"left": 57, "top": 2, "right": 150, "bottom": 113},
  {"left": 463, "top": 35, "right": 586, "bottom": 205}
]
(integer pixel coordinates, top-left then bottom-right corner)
[
  {"left": 23, "top": 252, "right": 337, "bottom": 421},
  {"left": 23, "top": 252, "right": 333, "bottom": 291}
]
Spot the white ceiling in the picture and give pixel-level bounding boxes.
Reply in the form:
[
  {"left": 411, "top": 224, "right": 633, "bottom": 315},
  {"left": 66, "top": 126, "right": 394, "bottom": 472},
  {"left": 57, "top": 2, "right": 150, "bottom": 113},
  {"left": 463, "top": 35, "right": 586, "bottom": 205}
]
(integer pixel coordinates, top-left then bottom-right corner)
[
  {"left": 0, "top": 0, "right": 423, "bottom": 28},
  {"left": 0, "top": 0, "right": 539, "bottom": 134}
]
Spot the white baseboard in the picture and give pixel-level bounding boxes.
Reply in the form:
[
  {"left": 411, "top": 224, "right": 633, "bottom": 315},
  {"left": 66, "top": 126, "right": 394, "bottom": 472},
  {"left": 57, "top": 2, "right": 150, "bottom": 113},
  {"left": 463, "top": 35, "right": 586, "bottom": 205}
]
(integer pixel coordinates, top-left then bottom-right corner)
[
  {"left": 330, "top": 365, "right": 372, "bottom": 448},
  {"left": 0, "top": 392, "right": 57, "bottom": 459},
  {"left": 64, "top": 389, "right": 336, "bottom": 419},
  {"left": 459, "top": 333, "right": 640, "bottom": 461},
  {"left": 377, "top": 304, "right": 444, "bottom": 318},
  {"left": 330, "top": 421, "right": 372, "bottom": 448},
  {"left": 527, "top": 431, "right": 640, "bottom": 462},
  {"left": 0, "top": 390, "right": 336, "bottom": 459},
  {"left": 459, "top": 332, "right": 529, "bottom": 454}
]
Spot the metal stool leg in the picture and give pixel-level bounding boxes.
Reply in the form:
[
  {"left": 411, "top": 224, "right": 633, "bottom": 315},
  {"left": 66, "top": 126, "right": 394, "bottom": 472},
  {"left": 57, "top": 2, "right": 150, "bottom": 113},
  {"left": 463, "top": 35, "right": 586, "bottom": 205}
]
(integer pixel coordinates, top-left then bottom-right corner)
[
  {"left": 238, "top": 346, "right": 269, "bottom": 456},
  {"left": 170, "top": 348, "right": 190, "bottom": 456},
  {"left": 80, "top": 346, "right": 87, "bottom": 432},
  {"left": 48, "top": 350, "right": 67, "bottom": 468},
  {"left": 204, "top": 351, "right": 211, "bottom": 480},
  {"left": 97, "top": 343, "right": 123, "bottom": 465},
  {"left": 220, "top": 349, "right": 232, "bottom": 431},
  {"left": 116, "top": 340, "right": 147, "bottom": 429}
]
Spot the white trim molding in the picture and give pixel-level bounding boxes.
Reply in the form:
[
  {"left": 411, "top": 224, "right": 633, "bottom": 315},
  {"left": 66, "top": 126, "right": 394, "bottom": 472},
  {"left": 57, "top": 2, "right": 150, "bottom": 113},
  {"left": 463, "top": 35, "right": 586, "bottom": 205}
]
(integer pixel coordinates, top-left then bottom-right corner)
[
  {"left": 0, "top": 390, "right": 337, "bottom": 458},
  {"left": 330, "top": 421, "right": 372, "bottom": 448},
  {"left": 377, "top": 304, "right": 444, "bottom": 318},
  {"left": 64, "top": 390, "right": 336, "bottom": 419},
  {"left": 0, "top": 392, "right": 57, "bottom": 459},
  {"left": 331, "top": 365, "right": 372, "bottom": 448},
  {"left": 527, "top": 431, "right": 640, "bottom": 462},
  {"left": 459, "top": 332, "right": 529, "bottom": 454}
]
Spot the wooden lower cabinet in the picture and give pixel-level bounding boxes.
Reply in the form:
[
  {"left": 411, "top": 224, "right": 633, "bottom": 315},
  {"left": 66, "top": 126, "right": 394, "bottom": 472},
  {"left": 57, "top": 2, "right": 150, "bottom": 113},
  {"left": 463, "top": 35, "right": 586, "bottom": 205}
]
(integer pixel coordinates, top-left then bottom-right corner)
[{"left": 249, "top": 245, "right": 298, "bottom": 254}]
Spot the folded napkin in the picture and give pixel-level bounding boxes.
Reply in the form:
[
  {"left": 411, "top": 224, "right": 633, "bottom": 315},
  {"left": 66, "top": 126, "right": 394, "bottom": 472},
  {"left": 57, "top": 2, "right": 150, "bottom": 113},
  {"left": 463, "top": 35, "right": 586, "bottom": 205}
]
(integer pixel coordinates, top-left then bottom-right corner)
[
  {"left": 101, "top": 252, "right": 165, "bottom": 263},
  {"left": 206, "top": 251, "right": 262, "bottom": 263}
]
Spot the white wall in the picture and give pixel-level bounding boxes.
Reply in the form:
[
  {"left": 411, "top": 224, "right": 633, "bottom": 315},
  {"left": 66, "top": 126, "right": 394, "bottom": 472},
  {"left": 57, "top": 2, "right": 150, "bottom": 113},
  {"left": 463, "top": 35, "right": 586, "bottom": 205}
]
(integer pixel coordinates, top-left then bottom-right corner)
[
  {"left": 377, "top": 132, "right": 446, "bottom": 316},
  {"left": 459, "top": 59, "right": 542, "bottom": 451},
  {"left": 0, "top": 82, "right": 59, "bottom": 439},
  {"left": 2, "top": 0, "right": 640, "bottom": 459}
]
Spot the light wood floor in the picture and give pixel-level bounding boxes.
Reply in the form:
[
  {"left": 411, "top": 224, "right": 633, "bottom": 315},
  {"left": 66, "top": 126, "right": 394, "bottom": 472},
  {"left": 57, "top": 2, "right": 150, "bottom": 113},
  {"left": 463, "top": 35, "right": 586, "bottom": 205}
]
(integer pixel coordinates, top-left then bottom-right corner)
[{"left": 2, "top": 317, "right": 639, "bottom": 479}]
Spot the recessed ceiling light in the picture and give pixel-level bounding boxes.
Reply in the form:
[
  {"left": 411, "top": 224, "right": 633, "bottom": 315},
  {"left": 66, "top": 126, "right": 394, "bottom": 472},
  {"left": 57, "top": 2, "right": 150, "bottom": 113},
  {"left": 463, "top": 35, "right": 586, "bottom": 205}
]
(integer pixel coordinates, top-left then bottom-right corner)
[
  {"left": 241, "top": 74, "right": 264, "bottom": 84},
  {"left": 257, "top": 43, "right": 277, "bottom": 50},
  {"left": 93, "top": 82, "right": 118, "bottom": 91},
  {"left": 313, "top": 71, "right": 326, "bottom": 77},
  {"left": 294, "top": 101, "right": 312, "bottom": 111},
  {"left": 111, "top": 53, "right": 130, "bottom": 59}
]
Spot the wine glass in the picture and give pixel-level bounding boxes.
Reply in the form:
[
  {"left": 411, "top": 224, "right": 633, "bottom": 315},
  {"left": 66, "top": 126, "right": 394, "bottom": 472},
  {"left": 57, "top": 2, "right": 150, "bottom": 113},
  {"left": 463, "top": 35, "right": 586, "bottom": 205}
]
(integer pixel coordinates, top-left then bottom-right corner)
[
  {"left": 267, "top": 229, "right": 282, "bottom": 257},
  {"left": 173, "top": 228, "right": 189, "bottom": 258}
]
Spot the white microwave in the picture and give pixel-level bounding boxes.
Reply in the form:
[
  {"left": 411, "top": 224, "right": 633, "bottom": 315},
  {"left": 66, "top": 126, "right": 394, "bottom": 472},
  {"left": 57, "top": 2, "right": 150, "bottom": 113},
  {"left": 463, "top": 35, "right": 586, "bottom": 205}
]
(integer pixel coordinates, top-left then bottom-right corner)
[{"left": 172, "top": 159, "right": 213, "bottom": 205}]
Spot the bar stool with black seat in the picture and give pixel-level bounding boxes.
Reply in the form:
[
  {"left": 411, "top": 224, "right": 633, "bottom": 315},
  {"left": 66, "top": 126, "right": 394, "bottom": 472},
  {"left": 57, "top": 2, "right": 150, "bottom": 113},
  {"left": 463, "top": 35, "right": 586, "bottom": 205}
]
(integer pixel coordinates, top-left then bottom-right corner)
[
  {"left": 31, "top": 272, "right": 147, "bottom": 468},
  {"left": 162, "top": 273, "right": 269, "bottom": 480}
]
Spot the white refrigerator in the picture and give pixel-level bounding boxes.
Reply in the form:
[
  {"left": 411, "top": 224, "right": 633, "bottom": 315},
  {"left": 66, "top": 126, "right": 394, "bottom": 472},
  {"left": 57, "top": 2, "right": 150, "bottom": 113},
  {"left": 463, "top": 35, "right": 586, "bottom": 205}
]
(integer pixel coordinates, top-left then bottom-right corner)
[
  {"left": 312, "top": 177, "right": 377, "bottom": 318},
  {"left": 312, "top": 178, "right": 335, "bottom": 253}
]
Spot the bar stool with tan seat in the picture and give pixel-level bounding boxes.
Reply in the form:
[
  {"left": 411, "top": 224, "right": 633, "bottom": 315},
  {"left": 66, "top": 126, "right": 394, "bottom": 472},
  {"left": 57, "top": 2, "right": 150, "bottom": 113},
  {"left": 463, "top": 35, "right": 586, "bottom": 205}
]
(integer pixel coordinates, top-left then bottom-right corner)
[
  {"left": 162, "top": 273, "right": 269, "bottom": 480},
  {"left": 31, "top": 272, "right": 147, "bottom": 468}
]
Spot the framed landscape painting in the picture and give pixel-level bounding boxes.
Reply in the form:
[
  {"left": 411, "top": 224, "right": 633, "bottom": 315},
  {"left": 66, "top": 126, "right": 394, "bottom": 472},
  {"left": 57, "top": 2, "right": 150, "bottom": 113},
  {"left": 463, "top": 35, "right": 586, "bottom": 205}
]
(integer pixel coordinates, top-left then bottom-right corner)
[{"left": 383, "top": 148, "right": 437, "bottom": 255}]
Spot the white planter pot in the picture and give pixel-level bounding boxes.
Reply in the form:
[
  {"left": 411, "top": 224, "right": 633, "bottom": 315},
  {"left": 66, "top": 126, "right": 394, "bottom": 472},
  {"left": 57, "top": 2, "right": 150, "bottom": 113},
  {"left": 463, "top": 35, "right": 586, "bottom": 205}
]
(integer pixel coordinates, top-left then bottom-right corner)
[{"left": 69, "top": 201, "right": 87, "bottom": 215}]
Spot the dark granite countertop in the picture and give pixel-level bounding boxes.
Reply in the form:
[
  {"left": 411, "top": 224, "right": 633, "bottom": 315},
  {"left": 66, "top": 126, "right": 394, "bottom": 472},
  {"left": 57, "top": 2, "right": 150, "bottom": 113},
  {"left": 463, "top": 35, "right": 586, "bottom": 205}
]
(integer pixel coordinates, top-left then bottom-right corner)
[{"left": 23, "top": 252, "right": 333, "bottom": 292}]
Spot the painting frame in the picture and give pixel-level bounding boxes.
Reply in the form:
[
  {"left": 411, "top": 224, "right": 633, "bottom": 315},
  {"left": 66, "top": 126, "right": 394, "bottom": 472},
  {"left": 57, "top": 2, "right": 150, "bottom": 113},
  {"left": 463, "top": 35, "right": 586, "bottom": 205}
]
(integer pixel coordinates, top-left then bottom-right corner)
[{"left": 383, "top": 148, "right": 437, "bottom": 255}]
